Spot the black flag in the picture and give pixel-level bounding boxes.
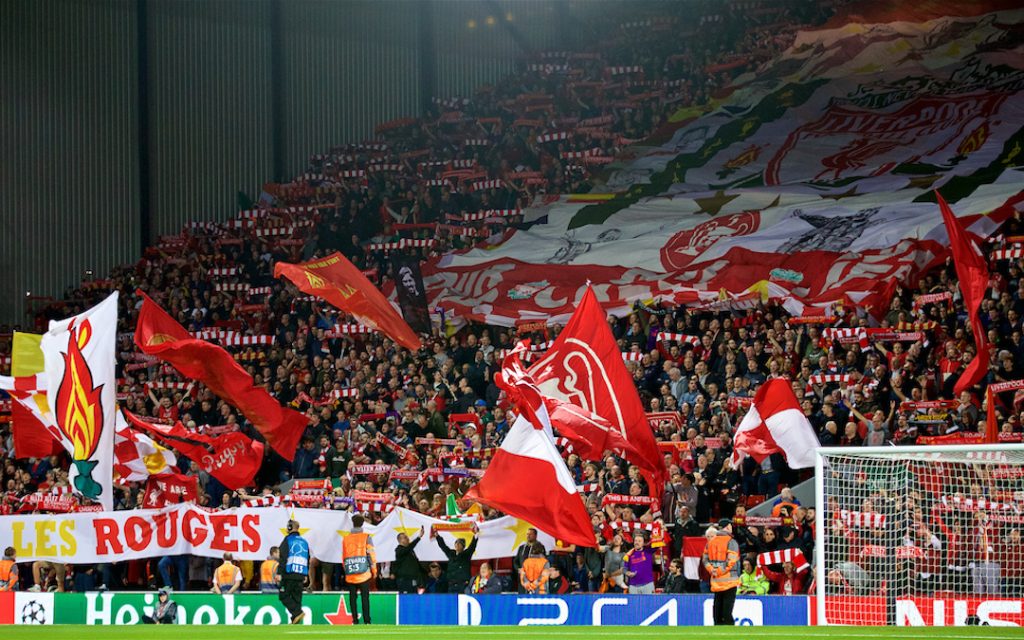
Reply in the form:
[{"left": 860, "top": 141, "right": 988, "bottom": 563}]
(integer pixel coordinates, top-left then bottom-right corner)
[{"left": 390, "top": 255, "right": 431, "bottom": 335}]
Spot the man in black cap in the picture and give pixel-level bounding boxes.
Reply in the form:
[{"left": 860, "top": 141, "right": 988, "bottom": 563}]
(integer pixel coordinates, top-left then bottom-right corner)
[
  {"left": 141, "top": 588, "right": 177, "bottom": 624},
  {"left": 702, "top": 519, "right": 741, "bottom": 625}
]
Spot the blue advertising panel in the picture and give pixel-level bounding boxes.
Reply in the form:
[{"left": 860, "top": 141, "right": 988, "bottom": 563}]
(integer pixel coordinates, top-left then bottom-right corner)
[{"left": 398, "top": 594, "right": 809, "bottom": 626}]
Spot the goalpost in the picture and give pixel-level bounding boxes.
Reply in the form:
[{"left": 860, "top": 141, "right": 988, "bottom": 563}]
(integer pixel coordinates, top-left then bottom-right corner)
[{"left": 815, "top": 444, "right": 1024, "bottom": 627}]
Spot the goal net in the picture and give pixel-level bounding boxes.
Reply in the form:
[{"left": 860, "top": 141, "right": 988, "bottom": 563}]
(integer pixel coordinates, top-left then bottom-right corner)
[{"left": 815, "top": 444, "right": 1024, "bottom": 626}]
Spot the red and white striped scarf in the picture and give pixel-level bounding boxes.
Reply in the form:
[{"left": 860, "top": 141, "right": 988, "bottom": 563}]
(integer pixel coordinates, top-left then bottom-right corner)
[
  {"left": 655, "top": 332, "right": 701, "bottom": 347},
  {"left": 838, "top": 509, "right": 886, "bottom": 528},
  {"left": 221, "top": 334, "right": 275, "bottom": 347},
  {"left": 757, "top": 548, "right": 809, "bottom": 573},
  {"left": 821, "top": 327, "right": 868, "bottom": 348},
  {"left": 805, "top": 374, "right": 850, "bottom": 393},
  {"left": 536, "top": 132, "right": 571, "bottom": 144}
]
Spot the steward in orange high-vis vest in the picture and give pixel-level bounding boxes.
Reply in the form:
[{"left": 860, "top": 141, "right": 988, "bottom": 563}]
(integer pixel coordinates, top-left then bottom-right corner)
[
  {"left": 0, "top": 547, "right": 18, "bottom": 591},
  {"left": 702, "top": 520, "right": 741, "bottom": 625},
  {"left": 342, "top": 514, "right": 377, "bottom": 624},
  {"left": 211, "top": 553, "right": 242, "bottom": 595},
  {"left": 260, "top": 546, "right": 281, "bottom": 593}
]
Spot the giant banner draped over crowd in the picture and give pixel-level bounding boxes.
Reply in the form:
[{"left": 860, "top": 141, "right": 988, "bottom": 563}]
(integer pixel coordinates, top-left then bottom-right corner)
[
  {"left": 0, "top": 503, "right": 554, "bottom": 564},
  {"left": 422, "top": 8, "right": 1024, "bottom": 325}
]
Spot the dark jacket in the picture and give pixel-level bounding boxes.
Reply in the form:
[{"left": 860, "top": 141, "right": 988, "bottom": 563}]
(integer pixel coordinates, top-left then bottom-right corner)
[
  {"left": 436, "top": 535, "right": 478, "bottom": 585},
  {"left": 664, "top": 572, "right": 687, "bottom": 594},
  {"left": 393, "top": 537, "right": 424, "bottom": 581}
]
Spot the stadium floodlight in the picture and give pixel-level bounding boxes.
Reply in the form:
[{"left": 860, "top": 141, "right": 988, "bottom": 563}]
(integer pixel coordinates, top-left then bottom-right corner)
[{"left": 815, "top": 444, "right": 1024, "bottom": 626}]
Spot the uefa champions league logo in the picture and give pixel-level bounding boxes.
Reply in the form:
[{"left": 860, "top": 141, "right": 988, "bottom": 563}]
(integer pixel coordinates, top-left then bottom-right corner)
[{"left": 21, "top": 600, "right": 47, "bottom": 624}]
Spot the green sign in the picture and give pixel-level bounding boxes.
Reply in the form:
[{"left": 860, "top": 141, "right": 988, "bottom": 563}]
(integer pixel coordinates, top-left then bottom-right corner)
[{"left": 15, "top": 592, "right": 396, "bottom": 625}]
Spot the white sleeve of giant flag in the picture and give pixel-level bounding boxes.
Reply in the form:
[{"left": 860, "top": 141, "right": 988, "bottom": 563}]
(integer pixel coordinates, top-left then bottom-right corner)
[
  {"left": 500, "top": 413, "right": 577, "bottom": 495},
  {"left": 732, "top": 379, "right": 818, "bottom": 470}
]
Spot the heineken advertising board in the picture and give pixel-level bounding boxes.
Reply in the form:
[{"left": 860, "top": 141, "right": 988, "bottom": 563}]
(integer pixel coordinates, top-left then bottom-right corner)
[{"left": 0, "top": 591, "right": 396, "bottom": 625}]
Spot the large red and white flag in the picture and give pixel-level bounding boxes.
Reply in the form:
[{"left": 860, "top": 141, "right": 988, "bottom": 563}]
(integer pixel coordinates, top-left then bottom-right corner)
[
  {"left": 682, "top": 537, "right": 707, "bottom": 580},
  {"left": 464, "top": 389, "right": 595, "bottom": 547},
  {"left": 529, "top": 287, "right": 667, "bottom": 499},
  {"left": 732, "top": 379, "right": 818, "bottom": 469}
]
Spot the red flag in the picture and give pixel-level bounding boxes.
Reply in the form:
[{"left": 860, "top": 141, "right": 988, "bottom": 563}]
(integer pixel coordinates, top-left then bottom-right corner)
[
  {"left": 500, "top": 343, "right": 646, "bottom": 463},
  {"left": 986, "top": 387, "right": 998, "bottom": 444},
  {"left": 11, "top": 402, "right": 62, "bottom": 458},
  {"left": 133, "top": 291, "right": 306, "bottom": 460},
  {"left": 731, "top": 379, "right": 818, "bottom": 469},
  {"left": 529, "top": 287, "right": 666, "bottom": 497},
  {"left": 143, "top": 472, "right": 199, "bottom": 508},
  {"left": 274, "top": 252, "right": 422, "bottom": 351},
  {"left": 124, "top": 411, "right": 263, "bottom": 490},
  {"left": 0, "top": 375, "right": 62, "bottom": 459},
  {"left": 937, "top": 192, "right": 991, "bottom": 395},
  {"left": 464, "top": 405, "right": 594, "bottom": 547}
]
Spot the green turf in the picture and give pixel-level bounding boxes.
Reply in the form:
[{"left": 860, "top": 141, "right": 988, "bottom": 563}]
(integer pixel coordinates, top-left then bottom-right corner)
[{"left": 0, "top": 627, "right": 1021, "bottom": 639}]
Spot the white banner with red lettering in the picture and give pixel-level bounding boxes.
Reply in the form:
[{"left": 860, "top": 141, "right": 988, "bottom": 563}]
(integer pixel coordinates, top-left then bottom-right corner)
[{"left": 0, "top": 503, "right": 555, "bottom": 564}]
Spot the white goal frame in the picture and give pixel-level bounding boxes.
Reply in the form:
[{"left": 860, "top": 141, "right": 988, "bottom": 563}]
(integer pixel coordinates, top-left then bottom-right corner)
[{"left": 814, "top": 443, "right": 1024, "bottom": 626}]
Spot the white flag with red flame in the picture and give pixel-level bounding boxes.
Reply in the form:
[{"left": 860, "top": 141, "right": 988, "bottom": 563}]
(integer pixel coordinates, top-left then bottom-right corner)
[{"left": 40, "top": 292, "right": 118, "bottom": 510}]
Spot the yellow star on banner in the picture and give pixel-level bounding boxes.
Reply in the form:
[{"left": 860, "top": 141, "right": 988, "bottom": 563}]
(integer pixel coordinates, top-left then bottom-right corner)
[
  {"left": 392, "top": 512, "right": 420, "bottom": 539},
  {"left": 337, "top": 529, "right": 350, "bottom": 539},
  {"left": 694, "top": 190, "right": 740, "bottom": 217},
  {"left": 280, "top": 526, "right": 311, "bottom": 536},
  {"left": 505, "top": 518, "right": 534, "bottom": 552}
]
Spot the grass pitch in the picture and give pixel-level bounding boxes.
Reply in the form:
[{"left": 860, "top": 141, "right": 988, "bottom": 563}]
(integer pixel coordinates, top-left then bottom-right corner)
[{"left": 1, "top": 626, "right": 1020, "bottom": 639}]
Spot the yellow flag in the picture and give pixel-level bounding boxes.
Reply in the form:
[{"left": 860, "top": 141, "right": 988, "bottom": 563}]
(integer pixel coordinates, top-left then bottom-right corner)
[{"left": 13, "top": 332, "right": 51, "bottom": 415}]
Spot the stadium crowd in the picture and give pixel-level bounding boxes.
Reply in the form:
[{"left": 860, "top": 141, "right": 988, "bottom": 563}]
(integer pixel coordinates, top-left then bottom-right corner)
[{"left": 1, "top": 0, "right": 1022, "bottom": 599}]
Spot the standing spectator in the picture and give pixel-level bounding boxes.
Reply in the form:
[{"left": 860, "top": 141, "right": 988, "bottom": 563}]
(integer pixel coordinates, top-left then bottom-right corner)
[
  {"left": 211, "top": 553, "right": 241, "bottom": 595},
  {"left": 292, "top": 438, "right": 317, "bottom": 479},
  {"left": 762, "top": 560, "right": 807, "bottom": 595},
  {"left": 279, "top": 519, "right": 311, "bottom": 624},
  {"left": 434, "top": 524, "right": 479, "bottom": 595},
  {"left": 0, "top": 547, "right": 17, "bottom": 591},
  {"left": 158, "top": 554, "right": 188, "bottom": 592},
  {"left": 342, "top": 514, "right": 377, "bottom": 625},
  {"left": 260, "top": 547, "right": 281, "bottom": 593},
  {"left": 601, "top": 534, "right": 627, "bottom": 593},
  {"left": 393, "top": 526, "right": 425, "bottom": 594},
  {"left": 141, "top": 588, "right": 177, "bottom": 625},
  {"left": 519, "top": 543, "right": 550, "bottom": 594},
  {"left": 703, "top": 519, "right": 741, "bottom": 626},
  {"left": 623, "top": 533, "right": 656, "bottom": 594},
  {"left": 579, "top": 541, "right": 604, "bottom": 593},
  {"left": 468, "top": 562, "right": 502, "bottom": 594}
]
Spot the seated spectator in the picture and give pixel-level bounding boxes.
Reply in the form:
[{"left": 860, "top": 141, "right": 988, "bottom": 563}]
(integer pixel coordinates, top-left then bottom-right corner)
[
  {"left": 468, "top": 562, "right": 502, "bottom": 594},
  {"left": 424, "top": 562, "right": 447, "bottom": 593},
  {"left": 664, "top": 558, "right": 687, "bottom": 594},
  {"left": 546, "top": 565, "right": 571, "bottom": 595},
  {"left": 738, "top": 558, "right": 769, "bottom": 595},
  {"left": 141, "top": 588, "right": 177, "bottom": 624}
]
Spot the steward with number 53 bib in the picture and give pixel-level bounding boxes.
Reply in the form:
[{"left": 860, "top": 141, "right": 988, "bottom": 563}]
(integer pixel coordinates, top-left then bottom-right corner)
[{"left": 342, "top": 514, "right": 377, "bottom": 625}]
